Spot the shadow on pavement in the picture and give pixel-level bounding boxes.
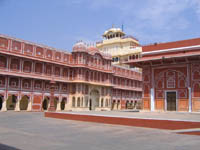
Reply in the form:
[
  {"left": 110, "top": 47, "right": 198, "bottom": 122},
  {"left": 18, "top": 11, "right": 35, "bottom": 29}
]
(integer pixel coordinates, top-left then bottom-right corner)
[{"left": 0, "top": 143, "right": 21, "bottom": 150}]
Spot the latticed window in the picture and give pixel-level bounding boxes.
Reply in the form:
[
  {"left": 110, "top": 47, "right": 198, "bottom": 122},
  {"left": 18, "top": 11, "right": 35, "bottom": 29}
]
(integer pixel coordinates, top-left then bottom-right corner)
[
  {"left": 0, "top": 61, "right": 5, "bottom": 68},
  {"left": 24, "top": 65, "right": 31, "bottom": 72},
  {"left": 167, "top": 77, "right": 175, "bottom": 88},
  {"left": 11, "top": 81, "right": 17, "bottom": 87},
  {"left": 55, "top": 85, "right": 59, "bottom": 91},
  {"left": 11, "top": 64, "right": 18, "bottom": 70},
  {"left": 0, "top": 80, "right": 3, "bottom": 86},
  {"left": 46, "top": 84, "right": 50, "bottom": 90},
  {"left": 24, "top": 82, "right": 29, "bottom": 88},
  {"left": 47, "top": 69, "right": 51, "bottom": 75},
  {"left": 35, "top": 83, "right": 41, "bottom": 89}
]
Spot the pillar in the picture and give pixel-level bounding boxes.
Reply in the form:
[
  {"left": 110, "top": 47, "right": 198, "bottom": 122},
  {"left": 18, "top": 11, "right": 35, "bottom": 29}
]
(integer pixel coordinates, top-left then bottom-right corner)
[
  {"left": 27, "top": 96, "right": 32, "bottom": 111},
  {"left": 1, "top": 99, "right": 7, "bottom": 111},
  {"left": 99, "top": 98, "right": 101, "bottom": 107},
  {"left": 15, "top": 100, "right": 20, "bottom": 111},
  {"left": 188, "top": 87, "right": 192, "bottom": 112},
  {"left": 150, "top": 88, "right": 155, "bottom": 111},
  {"left": 75, "top": 97, "right": 77, "bottom": 108},
  {"left": 56, "top": 96, "right": 61, "bottom": 111},
  {"left": 83, "top": 97, "right": 85, "bottom": 107},
  {"left": 56, "top": 100, "right": 61, "bottom": 111}
]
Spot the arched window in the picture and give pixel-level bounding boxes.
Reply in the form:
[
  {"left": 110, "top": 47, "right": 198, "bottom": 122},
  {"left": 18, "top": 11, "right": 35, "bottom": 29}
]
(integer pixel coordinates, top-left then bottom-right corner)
[
  {"left": 72, "top": 97, "right": 76, "bottom": 107},
  {"left": 0, "top": 56, "right": 7, "bottom": 68},
  {"left": 77, "top": 97, "right": 80, "bottom": 107},
  {"left": 167, "top": 71, "right": 176, "bottom": 88},
  {"left": 101, "top": 98, "right": 104, "bottom": 107},
  {"left": 85, "top": 97, "right": 88, "bottom": 107},
  {"left": 105, "top": 99, "right": 108, "bottom": 107},
  {"left": 81, "top": 97, "right": 83, "bottom": 107},
  {"left": 85, "top": 71, "right": 89, "bottom": 81}
]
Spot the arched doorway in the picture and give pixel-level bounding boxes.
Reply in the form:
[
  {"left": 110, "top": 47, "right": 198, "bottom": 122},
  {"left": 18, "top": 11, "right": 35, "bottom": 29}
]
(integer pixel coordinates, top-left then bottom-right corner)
[
  {"left": 42, "top": 97, "right": 49, "bottom": 110},
  {"left": 117, "top": 100, "right": 120, "bottom": 110},
  {"left": 89, "top": 89, "right": 100, "bottom": 111},
  {"left": 0, "top": 95, "right": 3, "bottom": 110},
  {"left": 6, "top": 95, "right": 17, "bottom": 110},
  {"left": 61, "top": 98, "right": 67, "bottom": 110},
  {"left": 20, "top": 95, "right": 29, "bottom": 110},
  {"left": 111, "top": 100, "right": 115, "bottom": 110},
  {"left": 126, "top": 101, "right": 129, "bottom": 109}
]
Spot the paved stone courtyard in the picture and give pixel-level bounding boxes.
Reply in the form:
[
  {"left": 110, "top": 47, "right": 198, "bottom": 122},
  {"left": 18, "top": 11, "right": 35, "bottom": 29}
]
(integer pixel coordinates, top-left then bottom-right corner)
[{"left": 0, "top": 112, "right": 200, "bottom": 150}]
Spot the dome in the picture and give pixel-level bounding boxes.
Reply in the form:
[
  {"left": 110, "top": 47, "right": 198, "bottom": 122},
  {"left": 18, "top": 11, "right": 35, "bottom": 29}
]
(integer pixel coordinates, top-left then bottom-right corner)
[
  {"left": 72, "top": 41, "right": 87, "bottom": 52},
  {"left": 103, "top": 28, "right": 125, "bottom": 37}
]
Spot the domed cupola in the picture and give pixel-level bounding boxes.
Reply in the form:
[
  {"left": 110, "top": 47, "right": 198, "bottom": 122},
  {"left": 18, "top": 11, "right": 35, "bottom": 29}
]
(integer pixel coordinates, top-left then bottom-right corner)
[{"left": 72, "top": 41, "right": 87, "bottom": 52}]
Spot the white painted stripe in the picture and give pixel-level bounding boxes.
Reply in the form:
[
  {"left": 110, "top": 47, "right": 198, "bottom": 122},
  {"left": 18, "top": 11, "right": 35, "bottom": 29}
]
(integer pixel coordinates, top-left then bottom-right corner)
[{"left": 142, "top": 45, "right": 200, "bottom": 56}]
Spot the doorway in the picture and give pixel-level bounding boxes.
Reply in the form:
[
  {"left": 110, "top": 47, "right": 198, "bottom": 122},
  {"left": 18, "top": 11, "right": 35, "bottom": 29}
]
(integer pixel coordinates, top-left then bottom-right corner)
[
  {"left": 89, "top": 99, "right": 92, "bottom": 110},
  {"left": 20, "top": 95, "right": 29, "bottom": 110},
  {"left": 6, "top": 95, "right": 17, "bottom": 110},
  {"left": 42, "top": 97, "right": 49, "bottom": 110},
  {"left": 166, "top": 92, "right": 176, "bottom": 111},
  {"left": 89, "top": 89, "right": 100, "bottom": 111},
  {"left": 0, "top": 95, "right": 3, "bottom": 110}
]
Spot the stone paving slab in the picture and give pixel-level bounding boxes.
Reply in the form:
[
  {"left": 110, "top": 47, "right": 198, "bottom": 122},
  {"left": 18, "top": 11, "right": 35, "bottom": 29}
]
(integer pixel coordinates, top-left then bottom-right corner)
[{"left": 1, "top": 112, "right": 200, "bottom": 150}]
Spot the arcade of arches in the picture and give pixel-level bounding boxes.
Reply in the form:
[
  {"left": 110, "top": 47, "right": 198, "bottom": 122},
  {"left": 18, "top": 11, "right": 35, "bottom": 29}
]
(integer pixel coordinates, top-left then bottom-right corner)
[{"left": 0, "top": 34, "right": 142, "bottom": 112}]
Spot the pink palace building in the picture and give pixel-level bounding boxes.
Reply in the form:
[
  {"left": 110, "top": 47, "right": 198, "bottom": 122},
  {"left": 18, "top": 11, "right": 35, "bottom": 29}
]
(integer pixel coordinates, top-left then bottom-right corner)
[
  {"left": 0, "top": 34, "right": 142, "bottom": 112},
  {"left": 126, "top": 38, "right": 200, "bottom": 112}
]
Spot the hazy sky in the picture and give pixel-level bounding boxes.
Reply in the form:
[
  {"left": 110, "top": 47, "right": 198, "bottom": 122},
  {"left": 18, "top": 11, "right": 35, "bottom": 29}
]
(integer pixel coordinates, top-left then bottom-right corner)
[{"left": 0, "top": 0, "right": 200, "bottom": 52}]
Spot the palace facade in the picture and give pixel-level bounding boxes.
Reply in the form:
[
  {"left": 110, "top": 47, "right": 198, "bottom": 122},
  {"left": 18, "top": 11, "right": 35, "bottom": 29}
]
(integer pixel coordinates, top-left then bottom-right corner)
[
  {"left": 96, "top": 27, "right": 142, "bottom": 69},
  {"left": 126, "top": 38, "right": 200, "bottom": 112},
  {"left": 0, "top": 34, "right": 142, "bottom": 112}
]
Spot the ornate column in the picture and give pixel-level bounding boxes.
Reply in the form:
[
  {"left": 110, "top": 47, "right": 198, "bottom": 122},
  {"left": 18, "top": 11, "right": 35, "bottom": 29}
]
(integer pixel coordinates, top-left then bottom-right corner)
[
  {"left": 1, "top": 94, "right": 7, "bottom": 111},
  {"left": 48, "top": 79, "right": 56, "bottom": 111},
  {"left": 56, "top": 96, "right": 62, "bottom": 111},
  {"left": 27, "top": 95, "right": 32, "bottom": 111},
  {"left": 15, "top": 94, "right": 21, "bottom": 112}
]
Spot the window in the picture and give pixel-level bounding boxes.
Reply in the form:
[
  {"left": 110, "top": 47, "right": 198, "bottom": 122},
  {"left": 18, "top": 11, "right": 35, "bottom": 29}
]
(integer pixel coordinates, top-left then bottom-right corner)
[
  {"left": 24, "top": 82, "right": 29, "bottom": 88},
  {"left": 72, "top": 97, "right": 76, "bottom": 107},
  {"left": 35, "top": 83, "right": 41, "bottom": 89},
  {"left": 77, "top": 97, "right": 81, "bottom": 107},
  {"left": 55, "top": 85, "right": 59, "bottom": 90},
  {"left": 167, "top": 71, "right": 176, "bottom": 88},
  {"left": 0, "top": 43, "right": 5, "bottom": 47},
  {"left": 11, "top": 64, "right": 18, "bottom": 70},
  {"left": 101, "top": 98, "right": 104, "bottom": 107},
  {"left": 62, "top": 86, "right": 66, "bottom": 91},
  {"left": 14, "top": 46, "right": 18, "bottom": 50},
  {"left": 47, "top": 69, "right": 51, "bottom": 74},
  {"left": 85, "top": 97, "right": 88, "bottom": 107},
  {"left": 167, "top": 78, "right": 175, "bottom": 88},
  {"left": 0, "top": 80, "right": 3, "bottom": 86},
  {"left": 46, "top": 84, "right": 50, "bottom": 90},
  {"left": 11, "top": 81, "right": 17, "bottom": 87},
  {"left": 105, "top": 99, "right": 108, "bottom": 107}
]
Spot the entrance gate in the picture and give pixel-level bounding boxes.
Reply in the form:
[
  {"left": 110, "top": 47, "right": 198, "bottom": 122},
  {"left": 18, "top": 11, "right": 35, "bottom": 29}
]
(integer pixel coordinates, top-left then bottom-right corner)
[
  {"left": 89, "top": 89, "right": 100, "bottom": 111},
  {"left": 166, "top": 92, "right": 176, "bottom": 111}
]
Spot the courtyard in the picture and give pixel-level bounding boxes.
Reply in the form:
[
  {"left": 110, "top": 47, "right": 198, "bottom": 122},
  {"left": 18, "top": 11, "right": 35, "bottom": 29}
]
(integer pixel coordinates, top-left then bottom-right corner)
[{"left": 0, "top": 111, "right": 200, "bottom": 150}]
